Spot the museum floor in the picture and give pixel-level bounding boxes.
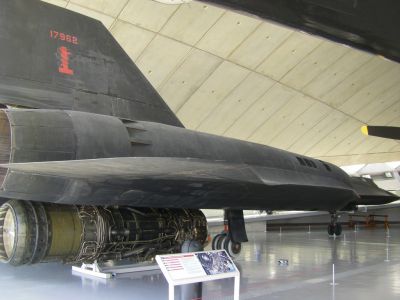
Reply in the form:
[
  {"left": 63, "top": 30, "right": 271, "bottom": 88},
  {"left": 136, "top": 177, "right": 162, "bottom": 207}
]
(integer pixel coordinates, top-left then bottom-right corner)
[{"left": 1, "top": 226, "right": 400, "bottom": 300}]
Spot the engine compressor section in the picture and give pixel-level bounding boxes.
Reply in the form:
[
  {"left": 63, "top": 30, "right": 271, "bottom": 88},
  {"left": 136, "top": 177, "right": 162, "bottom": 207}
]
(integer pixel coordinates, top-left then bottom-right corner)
[{"left": 0, "top": 200, "right": 208, "bottom": 266}]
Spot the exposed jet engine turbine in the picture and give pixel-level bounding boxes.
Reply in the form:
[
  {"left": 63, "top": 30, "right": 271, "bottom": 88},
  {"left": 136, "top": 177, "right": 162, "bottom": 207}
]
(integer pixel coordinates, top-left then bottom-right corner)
[
  {"left": 0, "top": 200, "right": 207, "bottom": 266},
  {"left": 0, "top": 1, "right": 397, "bottom": 266}
]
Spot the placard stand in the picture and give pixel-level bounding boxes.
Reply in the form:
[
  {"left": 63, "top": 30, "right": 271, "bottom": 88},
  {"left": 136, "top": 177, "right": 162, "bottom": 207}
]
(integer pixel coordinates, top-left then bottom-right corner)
[
  {"left": 156, "top": 250, "right": 240, "bottom": 300},
  {"left": 72, "top": 260, "right": 159, "bottom": 279}
]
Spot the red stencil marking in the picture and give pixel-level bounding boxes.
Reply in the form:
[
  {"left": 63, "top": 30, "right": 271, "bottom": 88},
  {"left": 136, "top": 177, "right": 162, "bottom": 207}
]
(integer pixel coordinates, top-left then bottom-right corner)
[
  {"left": 58, "top": 46, "right": 74, "bottom": 75},
  {"left": 50, "top": 30, "right": 78, "bottom": 45}
]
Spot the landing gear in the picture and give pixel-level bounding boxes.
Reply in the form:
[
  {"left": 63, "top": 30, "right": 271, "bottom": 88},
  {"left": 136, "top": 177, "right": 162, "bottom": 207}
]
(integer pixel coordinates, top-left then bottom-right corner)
[
  {"left": 223, "top": 235, "right": 242, "bottom": 258},
  {"left": 327, "top": 212, "right": 342, "bottom": 236},
  {"left": 211, "top": 233, "right": 226, "bottom": 250},
  {"left": 334, "top": 223, "right": 342, "bottom": 236},
  {"left": 212, "top": 232, "right": 242, "bottom": 258},
  {"left": 211, "top": 210, "right": 247, "bottom": 259},
  {"left": 327, "top": 224, "right": 335, "bottom": 236}
]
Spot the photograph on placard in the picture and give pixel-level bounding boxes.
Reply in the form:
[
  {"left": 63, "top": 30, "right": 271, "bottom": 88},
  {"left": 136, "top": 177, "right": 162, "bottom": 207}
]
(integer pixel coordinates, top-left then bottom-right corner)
[{"left": 196, "top": 251, "right": 236, "bottom": 275}]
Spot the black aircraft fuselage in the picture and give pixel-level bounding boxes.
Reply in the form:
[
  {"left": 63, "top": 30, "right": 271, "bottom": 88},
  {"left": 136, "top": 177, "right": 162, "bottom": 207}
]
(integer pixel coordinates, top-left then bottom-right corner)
[
  {"left": 0, "top": 0, "right": 397, "bottom": 266},
  {"left": 0, "top": 110, "right": 391, "bottom": 211}
]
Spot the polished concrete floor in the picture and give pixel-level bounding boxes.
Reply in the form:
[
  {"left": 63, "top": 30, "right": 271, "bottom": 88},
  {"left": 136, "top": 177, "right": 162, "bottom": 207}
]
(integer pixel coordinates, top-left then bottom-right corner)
[{"left": 1, "top": 227, "right": 400, "bottom": 300}]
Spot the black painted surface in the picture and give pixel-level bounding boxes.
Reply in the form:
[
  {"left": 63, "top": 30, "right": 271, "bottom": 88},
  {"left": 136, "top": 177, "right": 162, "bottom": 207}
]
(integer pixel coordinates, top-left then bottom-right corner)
[
  {"left": 0, "top": 117, "right": 397, "bottom": 210},
  {"left": 366, "top": 126, "right": 400, "bottom": 140},
  {"left": 201, "top": 0, "right": 400, "bottom": 63},
  {"left": 0, "top": 1, "right": 397, "bottom": 215},
  {"left": 0, "top": 0, "right": 182, "bottom": 127}
]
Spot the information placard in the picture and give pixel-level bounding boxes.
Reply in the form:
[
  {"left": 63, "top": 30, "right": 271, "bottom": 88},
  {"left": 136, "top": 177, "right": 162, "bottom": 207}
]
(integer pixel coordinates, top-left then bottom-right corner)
[{"left": 156, "top": 250, "right": 240, "bottom": 300}]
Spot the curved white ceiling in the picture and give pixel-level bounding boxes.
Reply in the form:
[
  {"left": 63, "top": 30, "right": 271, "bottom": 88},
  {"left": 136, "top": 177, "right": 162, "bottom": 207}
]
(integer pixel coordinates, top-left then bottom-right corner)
[{"left": 42, "top": 0, "right": 400, "bottom": 166}]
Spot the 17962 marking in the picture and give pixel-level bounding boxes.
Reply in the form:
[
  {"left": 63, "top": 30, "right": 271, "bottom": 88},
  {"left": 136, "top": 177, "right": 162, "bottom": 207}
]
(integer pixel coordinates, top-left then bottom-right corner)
[{"left": 50, "top": 30, "right": 78, "bottom": 45}]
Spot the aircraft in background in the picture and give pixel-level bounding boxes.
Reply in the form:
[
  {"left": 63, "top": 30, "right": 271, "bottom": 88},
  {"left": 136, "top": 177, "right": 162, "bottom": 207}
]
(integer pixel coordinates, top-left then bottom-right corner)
[
  {"left": 0, "top": 0, "right": 397, "bottom": 267},
  {"left": 199, "top": 0, "right": 400, "bottom": 63},
  {"left": 361, "top": 126, "right": 400, "bottom": 140},
  {"left": 199, "top": 0, "right": 400, "bottom": 144}
]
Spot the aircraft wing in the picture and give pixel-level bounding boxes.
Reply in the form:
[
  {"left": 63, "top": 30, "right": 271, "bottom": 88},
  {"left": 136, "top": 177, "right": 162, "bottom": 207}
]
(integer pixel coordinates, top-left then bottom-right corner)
[
  {"left": 0, "top": 0, "right": 182, "bottom": 127},
  {"left": 200, "top": 0, "right": 400, "bottom": 63},
  {"left": 0, "top": 157, "right": 257, "bottom": 182},
  {"left": 361, "top": 126, "right": 400, "bottom": 141},
  {"left": 0, "top": 157, "right": 359, "bottom": 209}
]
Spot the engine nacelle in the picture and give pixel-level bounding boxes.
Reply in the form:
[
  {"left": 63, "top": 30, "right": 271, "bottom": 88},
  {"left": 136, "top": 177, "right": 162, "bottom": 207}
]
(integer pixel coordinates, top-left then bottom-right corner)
[
  {"left": 0, "top": 109, "right": 131, "bottom": 164},
  {"left": 0, "top": 200, "right": 208, "bottom": 266},
  {"left": 0, "top": 109, "right": 135, "bottom": 203}
]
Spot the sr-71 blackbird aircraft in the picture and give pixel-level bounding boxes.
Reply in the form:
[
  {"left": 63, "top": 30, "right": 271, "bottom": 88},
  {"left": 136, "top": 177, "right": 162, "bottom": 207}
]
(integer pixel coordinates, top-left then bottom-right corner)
[{"left": 0, "top": 0, "right": 397, "bottom": 267}]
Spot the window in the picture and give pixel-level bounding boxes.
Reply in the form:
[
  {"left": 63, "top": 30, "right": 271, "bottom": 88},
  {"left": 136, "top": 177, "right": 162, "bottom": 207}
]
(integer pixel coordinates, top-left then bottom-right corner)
[
  {"left": 304, "top": 158, "right": 317, "bottom": 168},
  {"left": 296, "top": 157, "right": 306, "bottom": 166},
  {"left": 384, "top": 172, "right": 393, "bottom": 178},
  {"left": 318, "top": 160, "right": 332, "bottom": 172},
  {"left": 297, "top": 157, "right": 318, "bottom": 169},
  {"left": 305, "top": 159, "right": 313, "bottom": 167},
  {"left": 323, "top": 163, "right": 331, "bottom": 171},
  {"left": 370, "top": 173, "right": 395, "bottom": 181}
]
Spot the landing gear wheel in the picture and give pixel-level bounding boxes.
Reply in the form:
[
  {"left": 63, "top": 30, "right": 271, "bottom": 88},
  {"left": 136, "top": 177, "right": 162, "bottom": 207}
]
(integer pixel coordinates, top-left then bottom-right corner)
[
  {"left": 211, "top": 233, "right": 226, "bottom": 250},
  {"left": 327, "top": 224, "right": 335, "bottom": 236},
  {"left": 223, "top": 235, "right": 242, "bottom": 259},
  {"left": 328, "top": 212, "right": 342, "bottom": 236},
  {"left": 334, "top": 223, "right": 342, "bottom": 236}
]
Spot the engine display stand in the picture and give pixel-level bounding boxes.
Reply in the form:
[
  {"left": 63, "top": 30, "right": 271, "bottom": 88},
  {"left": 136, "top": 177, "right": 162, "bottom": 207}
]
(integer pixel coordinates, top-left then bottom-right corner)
[{"left": 72, "top": 261, "right": 160, "bottom": 279}]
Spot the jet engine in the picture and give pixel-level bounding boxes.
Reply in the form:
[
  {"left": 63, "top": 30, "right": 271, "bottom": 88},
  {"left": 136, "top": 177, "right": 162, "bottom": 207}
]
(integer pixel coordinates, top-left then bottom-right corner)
[{"left": 0, "top": 200, "right": 208, "bottom": 266}]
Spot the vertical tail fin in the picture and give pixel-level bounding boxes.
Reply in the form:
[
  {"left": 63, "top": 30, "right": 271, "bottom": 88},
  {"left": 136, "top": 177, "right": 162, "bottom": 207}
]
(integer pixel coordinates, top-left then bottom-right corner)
[{"left": 0, "top": 0, "right": 183, "bottom": 127}]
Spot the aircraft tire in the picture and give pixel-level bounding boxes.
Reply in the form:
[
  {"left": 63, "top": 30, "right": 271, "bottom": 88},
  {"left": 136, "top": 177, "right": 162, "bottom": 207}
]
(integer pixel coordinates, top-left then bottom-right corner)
[
  {"left": 212, "top": 233, "right": 226, "bottom": 250},
  {"left": 223, "top": 236, "right": 241, "bottom": 259},
  {"left": 334, "top": 224, "right": 342, "bottom": 236},
  {"left": 327, "top": 224, "right": 335, "bottom": 236},
  {"left": 216, "top": 234, "right": 227, "bottom": 250}
]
